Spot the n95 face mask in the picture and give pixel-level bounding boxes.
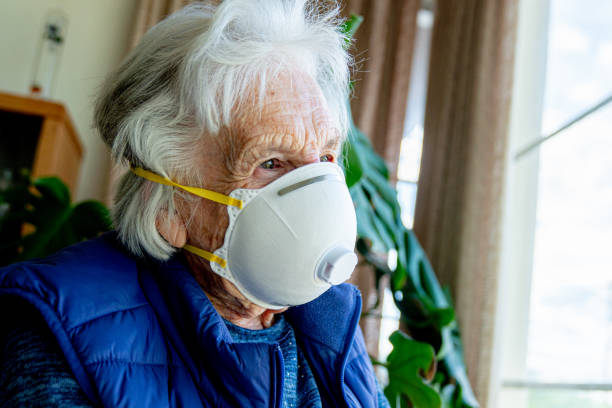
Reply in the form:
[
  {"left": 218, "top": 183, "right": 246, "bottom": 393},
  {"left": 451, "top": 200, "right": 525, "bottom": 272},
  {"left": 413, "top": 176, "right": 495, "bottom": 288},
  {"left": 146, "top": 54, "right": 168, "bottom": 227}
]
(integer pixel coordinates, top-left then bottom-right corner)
[{"left": 132, "top": 162, "right": 358, "bottom": 310}]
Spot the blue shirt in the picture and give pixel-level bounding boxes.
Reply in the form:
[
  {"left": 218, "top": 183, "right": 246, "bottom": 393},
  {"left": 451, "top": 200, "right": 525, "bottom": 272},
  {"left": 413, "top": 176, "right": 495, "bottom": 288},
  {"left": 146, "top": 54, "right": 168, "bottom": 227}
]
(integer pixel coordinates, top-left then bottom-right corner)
[
  {"left": 225, "top": 315, "right": 322, "bottom": 407},
  {"left": 225, "top": 315, "right": 390, "bottom": 408}
]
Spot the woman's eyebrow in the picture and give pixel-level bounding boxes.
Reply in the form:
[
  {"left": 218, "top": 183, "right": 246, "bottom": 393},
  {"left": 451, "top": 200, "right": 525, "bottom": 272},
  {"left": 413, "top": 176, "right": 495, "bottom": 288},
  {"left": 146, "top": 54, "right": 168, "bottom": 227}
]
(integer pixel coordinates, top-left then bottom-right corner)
[
  {"left": 233, "top": 129, "right": 341, "bottom": 166},
  {"left": 324, "top": 134, "right": 342, "bottom": 150},
  {"left": 232, "top": 133, "right": 293, "bottom": 164}
]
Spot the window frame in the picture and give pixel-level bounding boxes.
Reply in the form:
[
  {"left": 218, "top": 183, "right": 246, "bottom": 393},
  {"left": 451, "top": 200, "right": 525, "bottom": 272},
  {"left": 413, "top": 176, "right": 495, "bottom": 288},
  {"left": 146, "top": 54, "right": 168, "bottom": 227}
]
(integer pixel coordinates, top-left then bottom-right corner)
[{"left": 493, "top": 0, "right": 612, "bottom": 406}]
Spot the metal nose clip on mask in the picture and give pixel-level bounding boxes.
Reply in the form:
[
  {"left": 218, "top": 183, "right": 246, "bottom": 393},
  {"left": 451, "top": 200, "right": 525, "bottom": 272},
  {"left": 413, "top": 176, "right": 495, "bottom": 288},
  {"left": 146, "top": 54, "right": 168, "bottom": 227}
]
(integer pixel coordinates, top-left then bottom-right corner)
[{"left": 132, "top": 162, "right": 358, "bottom": 310}]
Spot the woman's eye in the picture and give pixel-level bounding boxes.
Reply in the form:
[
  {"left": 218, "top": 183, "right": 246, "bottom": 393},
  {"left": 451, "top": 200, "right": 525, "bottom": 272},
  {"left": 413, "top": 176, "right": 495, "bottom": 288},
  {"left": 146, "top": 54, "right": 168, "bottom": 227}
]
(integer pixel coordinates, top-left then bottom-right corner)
[
  {"left": 259, "top": 158, "right": 281, "bottom": 170},
  {"left": 320, "top": 154, "right": 334, "bottom": 163}
]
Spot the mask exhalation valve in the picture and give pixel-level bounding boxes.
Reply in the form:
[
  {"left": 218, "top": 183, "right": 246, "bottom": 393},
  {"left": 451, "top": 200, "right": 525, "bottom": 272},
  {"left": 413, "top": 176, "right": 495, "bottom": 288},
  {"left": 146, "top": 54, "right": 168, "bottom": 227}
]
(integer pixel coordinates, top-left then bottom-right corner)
[{"left": 316, "top": 246, "right": 358, "bottom": 285}]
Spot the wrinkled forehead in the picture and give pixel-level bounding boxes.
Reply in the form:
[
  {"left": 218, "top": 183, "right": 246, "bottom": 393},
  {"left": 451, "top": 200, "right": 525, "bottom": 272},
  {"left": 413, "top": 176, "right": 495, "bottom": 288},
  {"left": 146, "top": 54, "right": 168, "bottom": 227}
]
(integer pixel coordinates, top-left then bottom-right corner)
[{"left": 230, "top": 70, "right": 339, "bottom": 144}]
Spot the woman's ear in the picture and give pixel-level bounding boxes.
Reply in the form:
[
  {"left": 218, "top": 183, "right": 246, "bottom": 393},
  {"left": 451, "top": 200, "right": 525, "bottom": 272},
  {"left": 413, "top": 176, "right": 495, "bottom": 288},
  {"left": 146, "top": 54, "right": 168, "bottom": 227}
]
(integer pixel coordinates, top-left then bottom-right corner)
[{"left": 156, "top": 209, "right": 187, "bottom": 248}]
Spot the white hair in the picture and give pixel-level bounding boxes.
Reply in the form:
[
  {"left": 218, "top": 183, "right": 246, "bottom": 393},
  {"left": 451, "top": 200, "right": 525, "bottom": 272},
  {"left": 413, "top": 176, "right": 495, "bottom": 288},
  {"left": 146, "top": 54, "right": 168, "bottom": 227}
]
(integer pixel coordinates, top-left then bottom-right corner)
[{"left": 95, "top": 0, "right": 351, "bottom": 259}]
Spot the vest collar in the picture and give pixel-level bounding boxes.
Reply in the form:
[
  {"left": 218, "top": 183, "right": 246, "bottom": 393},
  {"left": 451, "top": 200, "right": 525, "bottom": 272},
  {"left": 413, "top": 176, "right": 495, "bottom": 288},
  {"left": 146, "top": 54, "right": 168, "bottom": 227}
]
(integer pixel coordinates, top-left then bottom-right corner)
[
  {"left": 140, "top": 254, "right": 362, "bottom": 407},
  {"left": 285, "top": 276, "right": 363, "bottom": 407},
  {"left": 140, "top": 256, "right": 282, "bottom": 407}
]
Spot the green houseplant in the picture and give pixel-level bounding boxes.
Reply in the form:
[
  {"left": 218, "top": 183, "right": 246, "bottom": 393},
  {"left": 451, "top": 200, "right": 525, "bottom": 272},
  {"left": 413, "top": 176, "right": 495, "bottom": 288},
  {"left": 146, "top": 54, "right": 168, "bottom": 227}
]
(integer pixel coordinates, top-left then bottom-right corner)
[
  {"left": 0, "top": 170, "right": 111, "bottom": 267},
  {"left": 341, "top": 15, "right": 479, "bottom": 408}
]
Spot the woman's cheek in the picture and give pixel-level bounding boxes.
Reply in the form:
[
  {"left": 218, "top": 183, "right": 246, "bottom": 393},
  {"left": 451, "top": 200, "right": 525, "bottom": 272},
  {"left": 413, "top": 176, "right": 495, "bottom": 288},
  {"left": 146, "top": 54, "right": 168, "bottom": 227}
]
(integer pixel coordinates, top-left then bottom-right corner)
[{"left": 248, "top": 167, "right": 288, "bottom": 189}]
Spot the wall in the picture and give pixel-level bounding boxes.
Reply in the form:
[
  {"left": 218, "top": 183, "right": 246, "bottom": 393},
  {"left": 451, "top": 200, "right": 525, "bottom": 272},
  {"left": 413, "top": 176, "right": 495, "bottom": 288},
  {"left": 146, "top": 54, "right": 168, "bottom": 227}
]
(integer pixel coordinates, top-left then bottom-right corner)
[{"left": 0, "top": 0, "right": 138, "bottom": 201}]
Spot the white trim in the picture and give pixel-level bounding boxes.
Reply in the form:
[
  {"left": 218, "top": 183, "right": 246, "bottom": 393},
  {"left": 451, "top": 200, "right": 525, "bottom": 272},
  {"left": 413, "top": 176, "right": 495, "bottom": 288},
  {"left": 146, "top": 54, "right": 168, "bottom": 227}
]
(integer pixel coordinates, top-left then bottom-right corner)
[
  {"left": 489, "top": 1, "right": 551, "bottom": 407},
  {"left": 502, "top": 381, "right": 612, "bottom": 392},
  {"left": 514, "top": 94, "right": 612, "bottom": 159}
]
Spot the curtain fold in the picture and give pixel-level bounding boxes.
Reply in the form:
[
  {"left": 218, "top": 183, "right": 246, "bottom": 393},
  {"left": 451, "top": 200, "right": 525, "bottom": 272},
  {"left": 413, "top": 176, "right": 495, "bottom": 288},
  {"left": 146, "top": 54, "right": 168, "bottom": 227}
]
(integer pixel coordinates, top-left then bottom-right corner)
[
  {"left": 345, "top": 0, "right": 419, "bottom": 181},
  {"left": 413, "top": 0, "right": 519, "bottom": 405},
  {"left": 342, "top": 0, "right": 419, "bottom": 357},
  {"left": 130, "top": 0, "right": 196, "bottom": 48}
]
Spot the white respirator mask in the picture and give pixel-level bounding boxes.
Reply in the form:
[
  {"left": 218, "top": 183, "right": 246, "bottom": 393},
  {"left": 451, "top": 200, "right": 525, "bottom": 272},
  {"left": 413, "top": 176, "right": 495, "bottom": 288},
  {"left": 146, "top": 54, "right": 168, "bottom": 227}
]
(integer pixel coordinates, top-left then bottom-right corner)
[{"left": 132, "top": 162, "right": 358, "bottom": 309}]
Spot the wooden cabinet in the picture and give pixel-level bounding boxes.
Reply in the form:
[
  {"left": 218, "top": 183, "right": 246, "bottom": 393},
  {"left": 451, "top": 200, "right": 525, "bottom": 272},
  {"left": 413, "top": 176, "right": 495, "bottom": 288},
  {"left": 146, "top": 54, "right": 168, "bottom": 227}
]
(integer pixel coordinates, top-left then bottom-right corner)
[{"left": 0, "top": 92, "right": 83, "bottom": 194}]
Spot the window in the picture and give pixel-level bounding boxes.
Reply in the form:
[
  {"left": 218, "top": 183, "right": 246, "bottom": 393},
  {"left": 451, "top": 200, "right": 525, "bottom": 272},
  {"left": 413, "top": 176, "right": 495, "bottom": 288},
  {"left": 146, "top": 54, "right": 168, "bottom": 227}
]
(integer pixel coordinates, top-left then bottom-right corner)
[{"left": 497, "top": 0, "right": 612, "bottom": 406}]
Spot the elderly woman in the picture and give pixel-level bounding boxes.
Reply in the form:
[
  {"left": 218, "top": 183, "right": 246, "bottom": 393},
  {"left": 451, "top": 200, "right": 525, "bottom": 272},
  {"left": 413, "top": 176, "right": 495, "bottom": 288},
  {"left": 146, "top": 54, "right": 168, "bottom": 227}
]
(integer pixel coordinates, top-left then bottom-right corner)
[{"left": 0, "top": 1, "right": 389, "bottom": 407}]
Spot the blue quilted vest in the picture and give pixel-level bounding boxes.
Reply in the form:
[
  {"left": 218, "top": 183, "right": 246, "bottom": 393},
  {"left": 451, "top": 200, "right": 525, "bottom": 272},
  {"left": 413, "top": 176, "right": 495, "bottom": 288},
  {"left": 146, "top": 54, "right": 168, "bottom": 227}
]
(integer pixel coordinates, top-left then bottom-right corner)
[{"left": 0, "top": 233, "right": 378, "bottom": 407}]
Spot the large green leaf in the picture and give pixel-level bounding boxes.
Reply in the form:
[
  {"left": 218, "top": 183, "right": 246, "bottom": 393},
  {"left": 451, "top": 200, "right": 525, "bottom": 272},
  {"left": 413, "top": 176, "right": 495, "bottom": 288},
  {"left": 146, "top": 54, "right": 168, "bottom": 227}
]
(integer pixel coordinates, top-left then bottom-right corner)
[
  {"left": 344, "top": 133, "right": 364, "bottom": 187},
  {"left": 385, "top": 331, "right": 441, "bottom": 408},
  {"left": 365, "top": 169, "right": 400, "bottom": 214},
  {"left": 362, "top": 178, "right": 397, "bottom": 228},
  {"left": 70, "top": 201, "right": 113, "bottom": 240},
  {"left": 0, "top": 175, "right": 111, "bottom": 265},
  {"left": 340, "top": 14, "right": 364, "bottom": 48},
  {"left": 351, "top": 186, "right": 387, "bottom": 252},
  {"left": 33, "top": 176, "right": 70, "bottom": 207},
  {"left": 439, "top": 329, "right": 480, "bottom": 407}
]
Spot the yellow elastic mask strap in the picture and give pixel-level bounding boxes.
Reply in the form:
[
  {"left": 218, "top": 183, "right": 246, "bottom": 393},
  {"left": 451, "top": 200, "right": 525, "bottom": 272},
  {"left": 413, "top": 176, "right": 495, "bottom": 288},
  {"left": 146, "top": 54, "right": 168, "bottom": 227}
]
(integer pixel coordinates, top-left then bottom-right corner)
[
  {"left": 183, "top": 244, "right": 227, "bottom": 268},
  {"left": 130, "top": 167, "right": 243, "bottom": 209}
]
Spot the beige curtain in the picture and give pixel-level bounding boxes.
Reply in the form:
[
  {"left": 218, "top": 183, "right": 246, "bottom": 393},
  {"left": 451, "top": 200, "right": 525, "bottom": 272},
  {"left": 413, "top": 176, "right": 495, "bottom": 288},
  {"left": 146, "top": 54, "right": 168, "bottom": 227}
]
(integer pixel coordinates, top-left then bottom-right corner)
[
  {"left": 344, "top": 0, "right": 419, "bottom": 182},
  {"left": 342, "top": 0, "right": 419, "bottom": 357},
  {"left": 130, "top": 0, "right": 195, "bottom": 47},
  {"left": 413, "top": 0, "right": 518, "bottom": 406}
]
